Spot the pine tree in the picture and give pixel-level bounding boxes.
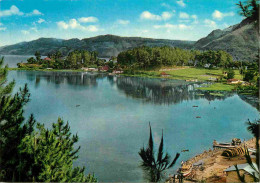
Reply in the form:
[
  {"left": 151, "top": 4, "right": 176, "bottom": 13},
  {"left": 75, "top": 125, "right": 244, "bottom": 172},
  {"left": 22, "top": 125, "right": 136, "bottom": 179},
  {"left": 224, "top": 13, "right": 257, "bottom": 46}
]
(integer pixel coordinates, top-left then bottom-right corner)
[{"left": 19, "top": 118, "right": 97, "bottom": 182}]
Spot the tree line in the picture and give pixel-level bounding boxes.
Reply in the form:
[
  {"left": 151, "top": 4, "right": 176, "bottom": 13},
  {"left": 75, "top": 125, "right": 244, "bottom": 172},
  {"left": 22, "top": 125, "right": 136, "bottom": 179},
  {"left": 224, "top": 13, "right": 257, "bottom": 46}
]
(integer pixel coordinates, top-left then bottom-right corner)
[{"left": 117, "top": 46, "right": 235, "bottom": 69}]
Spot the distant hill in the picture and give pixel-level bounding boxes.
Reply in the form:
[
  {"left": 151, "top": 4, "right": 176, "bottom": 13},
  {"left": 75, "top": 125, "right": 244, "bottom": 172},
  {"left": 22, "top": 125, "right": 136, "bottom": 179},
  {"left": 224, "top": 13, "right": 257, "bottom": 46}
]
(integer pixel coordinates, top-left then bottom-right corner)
[
  {"left": 0, "top": 35, "right": 194, "bottom": 57},
  {"left": 194, "top": 18, "right": 259, "bottom": 61},
  {"left": 0, "top": 19, "right": 258, "bottom": 61}
]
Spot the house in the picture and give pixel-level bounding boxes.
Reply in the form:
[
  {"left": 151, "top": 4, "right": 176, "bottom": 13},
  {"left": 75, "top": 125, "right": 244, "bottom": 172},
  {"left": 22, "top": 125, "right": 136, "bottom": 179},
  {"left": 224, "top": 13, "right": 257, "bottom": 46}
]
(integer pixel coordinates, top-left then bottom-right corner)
[
  {"left": 112, "top": 69, "right": 123, "bottom": 74},
  {"left": 160, "top": 72, "right": 170, "bottom": 77},
  {"left": 227, "top": 79, "right": 242, "bottom": 84},
  {"left": 88, "top": 68, "right": 98, "bottom": 72},
  {"left": 43, "top": 57, "right": 52, "bottom": 61},
  {"left": 224, "top": 163, "right": 259, "bottom": 183},
  {"left": 99, "top": 65, "right": 109, "bottom": 72},
  {"left": 82, "top": 67, "right": 89, "bottom": 71}
]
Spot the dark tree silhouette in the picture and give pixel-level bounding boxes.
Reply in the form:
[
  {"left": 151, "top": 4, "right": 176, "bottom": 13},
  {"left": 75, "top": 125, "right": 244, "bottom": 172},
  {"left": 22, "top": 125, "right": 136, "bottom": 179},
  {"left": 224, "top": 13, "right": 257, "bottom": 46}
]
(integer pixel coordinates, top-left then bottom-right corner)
[
  {"left": 236, "top": 0, "right": 259, "bottom": 21},
  {"left": 139, "top": 123, "right": 180, "bottom": 182}
]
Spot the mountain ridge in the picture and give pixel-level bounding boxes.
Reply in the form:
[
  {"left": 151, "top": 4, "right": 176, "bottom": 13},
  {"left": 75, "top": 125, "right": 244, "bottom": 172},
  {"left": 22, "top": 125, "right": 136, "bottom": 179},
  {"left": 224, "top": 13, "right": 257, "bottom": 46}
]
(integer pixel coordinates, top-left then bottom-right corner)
[{"left": 0, "top": 18, "right": 258, "bottom": 61}]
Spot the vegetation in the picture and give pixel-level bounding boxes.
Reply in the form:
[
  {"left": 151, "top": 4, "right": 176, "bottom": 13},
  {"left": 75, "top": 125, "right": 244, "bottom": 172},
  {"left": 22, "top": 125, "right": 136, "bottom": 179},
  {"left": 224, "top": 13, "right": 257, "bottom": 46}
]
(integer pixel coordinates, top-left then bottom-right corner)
[
  {"left": 235, "top": 119, "right": 259, "bottom": 182},
  {"left": 18, "top": 50, "right": 106, "bottom": 70},
  {"left": 117, "top": 46, "right": 234, "bottom": 69},
  {"left": 139, "top": 123, "right": 180, "bottom": 182},
  {"left": 0, "top": 57, "right": 96, "bottom": 182},
  {"left": 237, "top": 0, "right": 259, "bottom": 22}
]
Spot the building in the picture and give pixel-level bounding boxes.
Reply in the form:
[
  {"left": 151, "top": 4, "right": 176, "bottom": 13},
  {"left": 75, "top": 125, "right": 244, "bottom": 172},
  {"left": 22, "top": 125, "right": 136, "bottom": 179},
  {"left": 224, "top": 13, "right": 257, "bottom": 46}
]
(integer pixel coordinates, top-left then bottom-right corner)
[
  {"left": 227, "top": 79, "right": 242, "bottom": 84},
  {"left": 160, "top": 72, "right": 170, "bottom": 77},
  {"left": 224, "top": 163, "right": 259, "bottom": 182},
  {"left": 43, "top": 57, "right": 52, "bottom": 61},
  {"left": 99, "top": 65, "right": 109, "bottom": 72},
  {"left": 112, "top": 69, "right": 123, "bottom": 74}
]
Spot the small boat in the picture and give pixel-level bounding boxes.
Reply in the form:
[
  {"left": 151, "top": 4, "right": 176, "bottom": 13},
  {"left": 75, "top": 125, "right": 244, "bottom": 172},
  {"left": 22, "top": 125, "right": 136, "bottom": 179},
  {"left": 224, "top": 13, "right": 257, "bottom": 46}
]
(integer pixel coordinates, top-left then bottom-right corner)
[
  {"left": 193, "top": 106, "right": 198, "bottom": 107},
  {"left": 76, "top": 105, "right": 80, "bottom": 107},
  {"left": 196, "top": 116, "right": 201, "bottom": 118},
  {"left": 178, "top": 164, "right": 193, "bottom": 177},
  {"left": 213, "top": 140, "right": 235, "bottom": 149},
  {"left": 181, "top": 149, "right": 189, "bottom": 152}
]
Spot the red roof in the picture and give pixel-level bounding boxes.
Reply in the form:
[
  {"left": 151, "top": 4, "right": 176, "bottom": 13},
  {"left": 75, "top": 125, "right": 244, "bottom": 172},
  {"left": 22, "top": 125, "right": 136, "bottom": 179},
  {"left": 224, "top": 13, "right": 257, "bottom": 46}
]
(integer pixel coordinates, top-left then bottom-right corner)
[
  {"left": 44, "top": 57, "right": 51, "bottom": 61},
  {"left": 161, "top": 72, "right": 169, "bottom": 75},
  {"left": 228, "top": 79, "right": 238, "bottom": 82},
  {"left": 101, "top": 65, "right": 109, "bottom": 70}
]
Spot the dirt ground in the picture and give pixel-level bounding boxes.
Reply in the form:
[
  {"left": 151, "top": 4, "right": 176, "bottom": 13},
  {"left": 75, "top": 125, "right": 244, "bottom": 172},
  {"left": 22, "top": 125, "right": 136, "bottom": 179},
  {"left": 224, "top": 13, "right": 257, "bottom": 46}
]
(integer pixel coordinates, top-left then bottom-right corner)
[{"left": 170, "top": 138, "right": 258, "bottom": 183}]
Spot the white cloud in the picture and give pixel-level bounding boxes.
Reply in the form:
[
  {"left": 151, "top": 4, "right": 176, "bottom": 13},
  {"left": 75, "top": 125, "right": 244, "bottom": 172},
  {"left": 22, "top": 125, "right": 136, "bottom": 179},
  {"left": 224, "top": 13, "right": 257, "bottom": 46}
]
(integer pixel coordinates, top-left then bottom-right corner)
[
  {"left": 117, "top": 19, "right": 130, "bottom": 25},
  {"left": 212, "top": 10, "right": 234, "bottom": 20},
  {"left": 0, "top": 27, "right": 7, "bottom": 31},
  {"left": 78, "top": 16, "right": 98, "bottom": 23},
  {"left": 154, "top": 23, "right": 191, "bottom": 30},
  {"left": 191, "top": 14, "right": 199, "bottom": 24},
  {"left": 57, "top": 19, "right": 99, "bottom": 32},
  {"left": 0, "top": 5, "right": 24, "bottom": 17},
  {"left": 176, "top": 0, "right": 186, "bottom": 7},
  {"left": 57, "top": 21, "right": 69, "bottom": 29},
  {"left": 21, "top": 30, "right": 30, "bottom": 35},
  {"left": 37, "top": 18, "right": 45, "bottom": 24},
  {"left": 161, "top": 12, "right": 172, "bottom": 20},
  {"left": 204, "top": 19, "right": 217, "bottom": 28},
  {"left": 179, "top": 12, "right": 189, "bottom": 19},
  {"left": 140, "top": 11, "right": 172, "bottom": 21}
]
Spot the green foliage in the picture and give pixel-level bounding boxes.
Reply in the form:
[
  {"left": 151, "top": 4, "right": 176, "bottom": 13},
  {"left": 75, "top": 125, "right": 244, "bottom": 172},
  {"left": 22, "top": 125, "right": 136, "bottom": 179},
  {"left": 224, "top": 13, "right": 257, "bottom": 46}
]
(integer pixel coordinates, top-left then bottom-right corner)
[
  {"left": 237, "top": 0, "right": 259, "bottom": 21},
  {"left": 19, "top": 118, "right": 97, "bottom": 182},
  {"left": 139, "top": 123, "right": 180, "bottom": 182},
  {"left": 244, "top": 70, "right": 257, "bottom": 81},
  {"left": 0, "top": 57, "right": 97, "bottom": 182},
  {"left": 35, "top": 51, "right": 41, "bottom": 62},
  {"left": 118, "top": 46, "right": 233, "bottom": 69},
  {"left": 227, "top": 70, "right": 235, "bottom": 79}
]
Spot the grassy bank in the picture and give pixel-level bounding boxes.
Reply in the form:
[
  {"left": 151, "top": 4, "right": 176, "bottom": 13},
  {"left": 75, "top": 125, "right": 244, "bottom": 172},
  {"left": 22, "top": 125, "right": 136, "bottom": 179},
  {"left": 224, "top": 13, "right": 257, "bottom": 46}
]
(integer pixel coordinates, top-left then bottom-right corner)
[
  {"left": 198, "top": 83, "right": 236, "bottom": 91},
  {"left": 123, "top": 67, "right": 242, "bottom": 81}
]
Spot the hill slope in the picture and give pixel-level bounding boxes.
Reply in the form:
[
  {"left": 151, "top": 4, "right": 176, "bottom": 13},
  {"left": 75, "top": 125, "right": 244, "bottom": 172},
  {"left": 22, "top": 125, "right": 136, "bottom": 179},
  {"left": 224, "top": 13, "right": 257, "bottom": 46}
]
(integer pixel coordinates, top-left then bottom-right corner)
[
  {"left": 194, "top": 18, "right": 259, "bottom": 61},
  {"left": 0, "top": 35, "right": 194, "bottom": 57}
]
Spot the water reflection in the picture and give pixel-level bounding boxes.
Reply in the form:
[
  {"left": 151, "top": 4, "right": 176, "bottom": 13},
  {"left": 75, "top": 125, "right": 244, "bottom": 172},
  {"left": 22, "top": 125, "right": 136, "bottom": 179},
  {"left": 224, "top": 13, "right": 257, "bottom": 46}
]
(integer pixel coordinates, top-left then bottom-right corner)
[
  {"left": 17, "top": 71, "right": 235, "bottom": 105},
  {"left": 107, "top": 76, "right": 234, "bottom": 105}
]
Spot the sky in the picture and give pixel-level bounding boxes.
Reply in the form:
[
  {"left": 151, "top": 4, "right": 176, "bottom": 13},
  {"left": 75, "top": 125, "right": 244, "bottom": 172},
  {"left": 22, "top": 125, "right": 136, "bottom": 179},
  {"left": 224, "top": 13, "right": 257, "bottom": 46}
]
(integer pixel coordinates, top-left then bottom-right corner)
[{"left": 0, "top": 0, "right": 243, "bottom": 46}]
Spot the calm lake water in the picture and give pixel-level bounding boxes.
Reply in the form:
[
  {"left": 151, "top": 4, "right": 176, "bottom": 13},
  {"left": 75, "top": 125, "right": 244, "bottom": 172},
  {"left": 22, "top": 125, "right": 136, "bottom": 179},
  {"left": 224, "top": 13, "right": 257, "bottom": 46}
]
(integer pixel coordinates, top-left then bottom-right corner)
[{"left": 5, "top": 59, "right": 260, "bottom": 182}]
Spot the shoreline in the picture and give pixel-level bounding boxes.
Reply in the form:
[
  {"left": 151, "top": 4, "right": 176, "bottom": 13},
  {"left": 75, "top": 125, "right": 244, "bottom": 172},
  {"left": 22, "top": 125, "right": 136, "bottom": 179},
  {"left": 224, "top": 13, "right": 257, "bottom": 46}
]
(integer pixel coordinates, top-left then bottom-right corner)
[
  {"left": 8, "top": 67, "right": 242, "bottom": 92},
  {"left": 178, "top": 138, "right": 257, "bottom": 182}
]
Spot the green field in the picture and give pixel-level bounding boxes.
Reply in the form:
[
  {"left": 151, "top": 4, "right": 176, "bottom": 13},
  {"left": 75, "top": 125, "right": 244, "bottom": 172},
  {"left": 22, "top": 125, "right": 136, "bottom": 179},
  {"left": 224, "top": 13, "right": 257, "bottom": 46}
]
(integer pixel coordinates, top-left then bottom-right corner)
[
  {"left": 198, "top": 83, "right": 236, "bottom": 91},
  {"left": 124, "top": 67, "right": 242, "bottom": 81}
]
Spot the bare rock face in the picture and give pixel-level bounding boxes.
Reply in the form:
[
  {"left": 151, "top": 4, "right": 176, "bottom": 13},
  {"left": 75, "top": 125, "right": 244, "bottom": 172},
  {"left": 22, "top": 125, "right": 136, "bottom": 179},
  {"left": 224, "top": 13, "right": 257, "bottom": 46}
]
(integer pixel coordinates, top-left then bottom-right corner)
[{"left": 194, "top": 18, "right": 259, "bottom": 61}]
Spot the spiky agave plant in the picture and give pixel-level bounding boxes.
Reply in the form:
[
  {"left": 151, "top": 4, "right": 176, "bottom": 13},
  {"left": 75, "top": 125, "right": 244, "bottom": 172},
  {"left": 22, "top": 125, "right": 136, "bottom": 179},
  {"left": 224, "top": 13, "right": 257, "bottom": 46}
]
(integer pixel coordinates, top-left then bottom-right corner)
[{"left": 138, "top": 123, "right": 180, "bottom": 182}]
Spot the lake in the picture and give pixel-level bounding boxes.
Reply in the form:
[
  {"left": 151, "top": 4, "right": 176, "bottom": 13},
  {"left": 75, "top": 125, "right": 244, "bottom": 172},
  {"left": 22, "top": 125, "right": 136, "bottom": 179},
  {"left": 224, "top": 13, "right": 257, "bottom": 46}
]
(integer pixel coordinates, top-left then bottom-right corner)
[{"left": 6, "top": 66, "right": 260, "bottom": 182}]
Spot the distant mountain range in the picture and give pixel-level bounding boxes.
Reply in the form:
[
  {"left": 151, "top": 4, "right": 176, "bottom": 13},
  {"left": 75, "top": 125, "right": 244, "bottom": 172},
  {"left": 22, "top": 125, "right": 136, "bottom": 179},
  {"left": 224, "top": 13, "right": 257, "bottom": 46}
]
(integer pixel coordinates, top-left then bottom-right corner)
[
  {"left": 0, "top": 35, "right": 194, "bottom": 57},
  {"left": 0, "top": 18, "right": 258, "bottom": 61}
]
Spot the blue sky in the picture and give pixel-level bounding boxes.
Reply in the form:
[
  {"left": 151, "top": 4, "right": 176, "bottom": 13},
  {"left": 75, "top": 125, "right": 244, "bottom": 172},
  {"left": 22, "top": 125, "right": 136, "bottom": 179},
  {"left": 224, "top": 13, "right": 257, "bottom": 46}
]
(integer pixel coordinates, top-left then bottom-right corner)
[{"left": 0, "top": 0, "right": 243, "bottom": 46}]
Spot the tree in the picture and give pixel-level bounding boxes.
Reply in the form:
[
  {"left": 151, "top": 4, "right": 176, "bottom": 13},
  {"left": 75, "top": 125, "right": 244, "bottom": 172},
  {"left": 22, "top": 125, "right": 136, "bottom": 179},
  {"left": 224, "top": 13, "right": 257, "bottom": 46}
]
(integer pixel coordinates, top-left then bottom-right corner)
[
  {"left": 0, "top": 56, "right": 32, "bottom": 181},
  {"left": 244, "top": 70, "right": 256, "bottom": 81},
  {"left": 235, "top": 119, "right": 259, "bottom": 182},
  {"left": 35, "top": 51, "right": 41, "bottom": 62},
  {"left": 227, "top": 70, "right": 235, "bottom": 79},
  {"left": 139, "top": 123, "right": 180, "bottom": 182},
  {"left": 237, "top": 0, "right": 259, "bottom": 22},
  {"left": 19, "top": 118, "right": 97, "bottom": 182}
]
